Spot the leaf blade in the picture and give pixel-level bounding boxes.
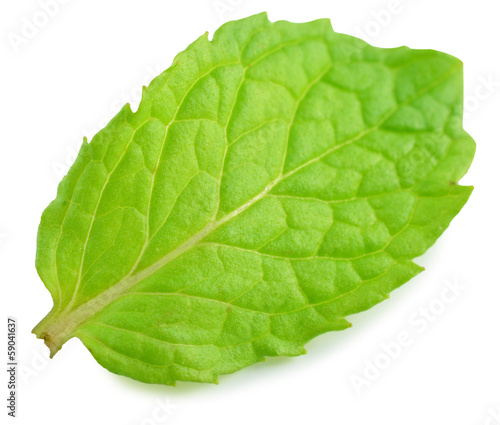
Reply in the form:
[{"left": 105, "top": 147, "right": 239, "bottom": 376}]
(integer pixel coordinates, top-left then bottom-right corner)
[{"left": 34, "top": 13, "right": 475, "bottom": 384}]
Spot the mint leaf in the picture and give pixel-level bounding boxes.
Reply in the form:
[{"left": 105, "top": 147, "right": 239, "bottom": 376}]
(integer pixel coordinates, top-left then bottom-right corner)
[{"left": 33, "top": 13, "right": 475, "bottom": 385}]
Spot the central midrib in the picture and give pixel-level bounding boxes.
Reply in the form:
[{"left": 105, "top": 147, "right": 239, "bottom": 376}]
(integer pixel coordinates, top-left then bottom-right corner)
[{"left": 45, "top": 58, "right": 460, "bottom": 355}]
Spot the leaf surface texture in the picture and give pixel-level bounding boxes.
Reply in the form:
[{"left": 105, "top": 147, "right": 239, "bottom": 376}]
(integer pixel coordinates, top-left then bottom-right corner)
[{"left": 34, "top": 13, "right": 475, "bottom": 385}]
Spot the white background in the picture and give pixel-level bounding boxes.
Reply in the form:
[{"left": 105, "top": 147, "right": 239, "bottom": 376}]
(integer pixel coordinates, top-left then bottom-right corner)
[{"left": 1, "top": 0, "right": 499, "bottom": 424}]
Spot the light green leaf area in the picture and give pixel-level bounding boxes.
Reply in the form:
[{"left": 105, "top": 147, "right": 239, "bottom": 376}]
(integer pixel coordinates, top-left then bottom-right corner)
[{"left": 33, "top": 13, "right": 475, "bottom": 385}]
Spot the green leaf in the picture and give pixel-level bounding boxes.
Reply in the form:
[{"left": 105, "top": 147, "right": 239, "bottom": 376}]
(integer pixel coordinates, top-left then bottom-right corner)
[{"left": 33, "top": 13, "right": 475, "bottom": 385}]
